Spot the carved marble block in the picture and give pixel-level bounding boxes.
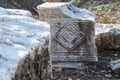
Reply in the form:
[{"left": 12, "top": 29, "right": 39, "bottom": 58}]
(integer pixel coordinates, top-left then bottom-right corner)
[
  {"left": 37, "top": 3, "right": 70, "bottom": 21},
  {"left": 48, "top": 18, "right": 98, "bottom": 68},
  {"left": 37, "top": 2, "right": 97, "bottom": 69}
]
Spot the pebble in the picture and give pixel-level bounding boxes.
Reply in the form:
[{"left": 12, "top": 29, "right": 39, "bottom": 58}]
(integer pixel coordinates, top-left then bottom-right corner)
[
  {"left": 105, "top": 74, "right": 112, "bottom": 78},
  {"left": 101, "top": 70, "right": 105, "bottom": 73},
  {"left": 54, "top": 67, "right": 62, "bottom": 72},
  {"left": 68, "top": 78, "right": 72, "bottom": 80},
  {"left": 113, "top": 53, "right": 118, "bottom": 57}
]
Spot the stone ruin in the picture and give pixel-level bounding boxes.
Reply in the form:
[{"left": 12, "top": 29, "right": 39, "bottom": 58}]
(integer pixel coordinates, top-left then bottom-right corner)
[
  {"left": 37, "top": 0, "right": 98, "bottom": 78},
  {"left": 48, "top": 19, "right": 97, "bottom": 69},
  {"left": 12, "top": 0, "right": 98, "bottom": 79}
]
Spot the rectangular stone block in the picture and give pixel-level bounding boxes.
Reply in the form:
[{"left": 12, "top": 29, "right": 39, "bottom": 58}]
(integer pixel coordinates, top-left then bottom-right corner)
[
  {"left": 48, "top": 18, "right": 98, "bottom": 69},
  {"left": 37, "top": 2, "right": 97, "bottom": 69},
  {"left": 37, "top": 3, "right": 70, "bottom": 21}
]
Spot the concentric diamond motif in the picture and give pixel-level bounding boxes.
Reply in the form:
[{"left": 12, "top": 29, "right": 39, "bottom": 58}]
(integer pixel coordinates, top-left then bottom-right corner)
[{"left": 54, "top": 23, "right": 86, "bottom": 51}]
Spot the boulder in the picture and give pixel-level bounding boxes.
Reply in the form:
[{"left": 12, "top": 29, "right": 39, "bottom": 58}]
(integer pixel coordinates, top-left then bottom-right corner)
[{"left": 95, "top": 24, "right": 120, "bottom": 51}]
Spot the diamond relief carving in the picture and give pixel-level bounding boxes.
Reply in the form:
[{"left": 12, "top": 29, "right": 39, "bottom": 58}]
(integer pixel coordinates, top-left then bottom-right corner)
[
  {"left": 54, "top": 23, "right": 86, "bottom": 51},
  {"left": 63, "top": 32, "right": 76, "bottom": 43},
  {"left": 48, "top": 19, "right": 97, "bottom": 63}
]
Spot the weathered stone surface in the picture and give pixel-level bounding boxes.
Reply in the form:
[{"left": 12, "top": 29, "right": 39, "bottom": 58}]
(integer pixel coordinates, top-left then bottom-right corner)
[
  {"left": 13, "top": 39, "right": 51, "bottom": 80},
  {"left": 37, "top": 3, "right": 70, "bottom": 21},
  {"left": 110, "top": 59, "right": 120, "bottom": 72},
  {"left": 37, "top": 2, "right": 97, "bottom": 70},
  {"left": 95, "top": 24, "right": 120, "bottom": 51},
  {"left": 37, "top": 2, "right": 95, "bottom": 21},
  {"left": 48, "top": 18, "right": 97, "bottom": 69}
]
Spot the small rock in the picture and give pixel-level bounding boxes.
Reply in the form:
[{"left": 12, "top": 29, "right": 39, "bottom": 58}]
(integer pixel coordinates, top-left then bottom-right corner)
[
  {"left": 113, "top": 53, "right": 118, "bottom": 57},
  {"left": 101, "top": 70, "right": 105, "bottom": 73},
  {"left": 110, "top": 59, "right": 120, "bottom": 72},
  {"left": 68, "top": 78, "right": 72, "bottom": 80},
  {"left": 54, "top": 67, "right": 62, "bottom": 72},
  {"left": 105, "top": 74, "right": 112, "bottom": 78}
]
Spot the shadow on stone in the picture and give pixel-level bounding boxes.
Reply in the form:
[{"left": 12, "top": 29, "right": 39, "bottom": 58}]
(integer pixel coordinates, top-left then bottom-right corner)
[{"left": 12, "top": 39, "right": 51, "bottom": 80}]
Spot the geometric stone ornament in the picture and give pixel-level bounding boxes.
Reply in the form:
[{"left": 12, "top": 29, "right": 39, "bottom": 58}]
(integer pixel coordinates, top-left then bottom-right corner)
[
  {"left": 37, "top": 2, "right": 98, "bottom": 75},
  {"left": 55, "top": 23, "right": 86, "bottom": 51},
  {"left": 48, "top": 18, "right": 98, "bottom": 65},
  {"left": 47, "top": 18, "right": 98, "bottom": 62}
]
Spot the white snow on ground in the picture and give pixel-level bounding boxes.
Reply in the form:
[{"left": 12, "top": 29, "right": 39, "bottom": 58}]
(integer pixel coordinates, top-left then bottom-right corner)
[{"left": 0, "top": 7, "right": 50, "bottom": 80}]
